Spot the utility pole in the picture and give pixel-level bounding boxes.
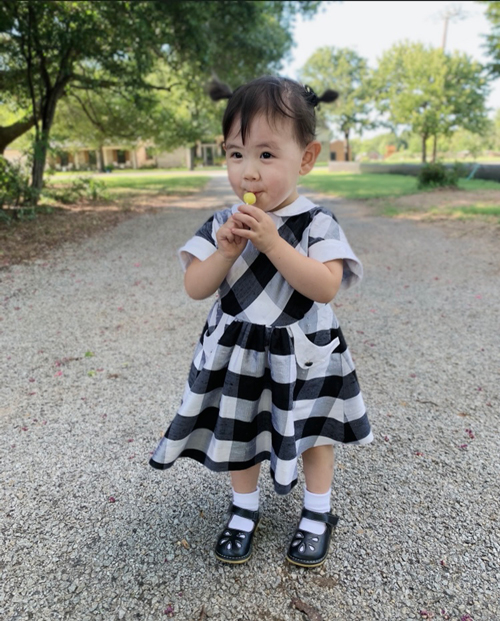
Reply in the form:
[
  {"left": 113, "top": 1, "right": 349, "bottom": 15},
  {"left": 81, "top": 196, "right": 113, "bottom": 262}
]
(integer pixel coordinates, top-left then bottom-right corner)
[
  {"left": 439, "top": 3, "right": 467, "bottom": 51},
  {"left": 430, "top": 4, "right": 468, "bottom": 162}
]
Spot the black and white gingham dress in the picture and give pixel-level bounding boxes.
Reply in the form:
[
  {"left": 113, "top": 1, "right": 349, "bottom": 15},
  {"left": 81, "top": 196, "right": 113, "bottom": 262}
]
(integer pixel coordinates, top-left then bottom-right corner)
[{"left": 150, "top": 195, "right": 373, "bottom": 494}]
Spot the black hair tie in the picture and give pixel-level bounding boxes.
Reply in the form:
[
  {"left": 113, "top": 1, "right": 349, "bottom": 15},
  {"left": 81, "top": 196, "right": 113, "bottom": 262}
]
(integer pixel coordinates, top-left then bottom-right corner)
[{"left": 304, "top": 85, "right": 320, "bottom": 108}]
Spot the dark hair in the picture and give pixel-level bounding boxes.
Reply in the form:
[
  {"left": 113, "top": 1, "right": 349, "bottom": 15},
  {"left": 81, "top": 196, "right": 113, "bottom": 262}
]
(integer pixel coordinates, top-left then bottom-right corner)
[{"left": 208, "top": 76, "right": 338, "bottom": 148}]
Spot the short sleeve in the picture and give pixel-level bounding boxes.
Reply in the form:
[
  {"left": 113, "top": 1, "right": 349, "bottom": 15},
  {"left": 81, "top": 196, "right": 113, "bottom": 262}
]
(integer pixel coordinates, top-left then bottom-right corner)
[
  {"left": 307, "top": 208, "right": 363, "bottom": 288},
  {"left": 178, "top": 215, "right": 217, "bottom": 271},
  {"left": 177, "top": 209, "right": 234, "bottom": 272}
]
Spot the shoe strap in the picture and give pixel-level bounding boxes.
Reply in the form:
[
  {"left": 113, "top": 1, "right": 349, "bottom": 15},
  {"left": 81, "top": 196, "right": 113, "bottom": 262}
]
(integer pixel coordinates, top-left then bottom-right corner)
[
  {"left": 229, "top": 503, "right": 260, "bottom": 522},
  {"left": 300, "top": 508, "right": 339, "bottom": 528}
]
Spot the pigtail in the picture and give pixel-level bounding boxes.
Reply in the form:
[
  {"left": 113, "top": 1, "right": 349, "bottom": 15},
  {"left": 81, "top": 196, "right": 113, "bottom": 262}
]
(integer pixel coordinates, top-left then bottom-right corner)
[
  {"left": 318, "top": 89, "right": 339, "bottom": 104},
  {"left": 304, "top": 85, "right": 339, "bottom": 108},
  {"left": 207, "top": 78, "right": 233, "bottom": 102}
]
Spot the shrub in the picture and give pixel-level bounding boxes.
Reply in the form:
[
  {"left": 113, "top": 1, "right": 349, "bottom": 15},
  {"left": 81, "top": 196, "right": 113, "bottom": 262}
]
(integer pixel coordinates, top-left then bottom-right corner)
[
  {"left": 44, "top": 176, "right": 109, "bottom": 204},
  {"left": 0, "top": 157, "right": 38, "bottom": 219},
  {"left": 417, "top": 162, "right": 465, "bottom": 189}
]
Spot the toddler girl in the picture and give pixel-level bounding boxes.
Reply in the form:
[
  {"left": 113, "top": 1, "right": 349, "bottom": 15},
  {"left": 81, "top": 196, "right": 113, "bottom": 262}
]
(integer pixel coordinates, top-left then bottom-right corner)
[{"left": 150, "top": 76, "right": 373, "bottom": 567}]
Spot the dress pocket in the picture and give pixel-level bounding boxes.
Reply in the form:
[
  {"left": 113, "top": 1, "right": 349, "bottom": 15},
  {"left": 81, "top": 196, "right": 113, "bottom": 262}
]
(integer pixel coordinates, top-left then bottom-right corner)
[
  {"left": 202, "top": 326, "right": 221, "bottom": 357},
  {"left": 201, "top": 313, "right": 234, "bottom": 358},
  {"left": 287, "top": 323, "right": 340, "bottom": 370}
]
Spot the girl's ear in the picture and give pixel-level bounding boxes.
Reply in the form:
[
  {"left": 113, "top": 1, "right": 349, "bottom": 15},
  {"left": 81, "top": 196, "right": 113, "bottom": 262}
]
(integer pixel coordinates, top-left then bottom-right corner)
[{"left": 299, "top": 141, "right": 322, "bottom": 175}]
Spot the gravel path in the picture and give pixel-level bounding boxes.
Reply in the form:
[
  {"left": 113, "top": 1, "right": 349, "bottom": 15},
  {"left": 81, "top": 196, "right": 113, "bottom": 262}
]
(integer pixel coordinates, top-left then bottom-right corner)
[{"left": 1, "top": 176, "right": 499, "bottom": 621}]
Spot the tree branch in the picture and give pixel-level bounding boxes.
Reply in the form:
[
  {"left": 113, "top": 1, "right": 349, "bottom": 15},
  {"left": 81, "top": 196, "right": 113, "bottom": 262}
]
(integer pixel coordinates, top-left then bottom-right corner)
[
  {"left": 28, "top": 2, "right": 52, "bottom": 91},
  {"left": 0, "top": 117, "right": 36, "bottom": 154},
  {"left": 70, "top": 92, "right": 108, "bottom": 134},
  {"left": 70, "top": 73, "right": 178, "bottom": 93},
  {"left": 19, "top": 5, "right": 40, "bottom": 134}
]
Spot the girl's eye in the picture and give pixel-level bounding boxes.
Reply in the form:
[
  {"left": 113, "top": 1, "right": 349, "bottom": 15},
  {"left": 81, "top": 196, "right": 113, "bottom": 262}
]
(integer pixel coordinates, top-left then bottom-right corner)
[
  {"left": 261, "top": 152, "right": 273, "bottom": 159},
  {"left": 229, "top": 152, "right": 242, "bottom": 159}
]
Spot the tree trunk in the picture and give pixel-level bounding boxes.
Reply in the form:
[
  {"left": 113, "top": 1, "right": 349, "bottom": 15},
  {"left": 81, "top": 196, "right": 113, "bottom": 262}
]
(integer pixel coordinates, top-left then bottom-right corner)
[
  {"left": 421, "top": 134, "right": 428, "bottom": 163},
  {"left": 99, "top": 146, "right": 106, "bottom": 172},
  {"left": 189, "top": 146, "right": 196, "bottom": 171},
  {"left": 344, "top": 130, "right": 350, "bottom": 162},
  {"left": 31, "top": 132, "right": 49, "bottom": 203},
  {"left": 0, "top": 117, "right": 36, "bottom": 154},
  {"left": 30, "top": 94, "right": 59, "bottom": 204},
  {"left": 432, "top": 135, "right": 438, "bottom": 163}
]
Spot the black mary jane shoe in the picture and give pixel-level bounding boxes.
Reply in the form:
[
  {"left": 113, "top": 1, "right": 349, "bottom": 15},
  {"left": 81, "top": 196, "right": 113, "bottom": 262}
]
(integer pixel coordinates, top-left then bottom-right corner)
[
  {"left": 286, "top": 508, "right": 339, "bottom": 568},
  {"left": 214, "top": 504, "right": 260, "bottom": 564}
]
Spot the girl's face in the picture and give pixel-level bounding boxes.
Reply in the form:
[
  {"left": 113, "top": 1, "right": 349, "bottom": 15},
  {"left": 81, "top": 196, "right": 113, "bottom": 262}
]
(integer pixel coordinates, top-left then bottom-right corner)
[{"left": 224, "top": 114, "right": 320, "bottom": 212}]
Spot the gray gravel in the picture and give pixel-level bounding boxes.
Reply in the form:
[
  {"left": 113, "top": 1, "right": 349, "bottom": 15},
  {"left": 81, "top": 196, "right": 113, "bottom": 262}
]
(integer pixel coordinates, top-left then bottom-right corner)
[{"left": 1, "top": 175, "right": 499, "bottom": 621}]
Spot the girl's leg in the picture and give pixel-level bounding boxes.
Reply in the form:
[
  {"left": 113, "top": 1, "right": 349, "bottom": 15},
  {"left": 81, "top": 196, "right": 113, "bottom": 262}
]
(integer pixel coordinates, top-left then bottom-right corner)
[
  {"left": 300, "top": 445, "right": 335, "bottom": 534},
  {"left": 231, "top": 463, "right": 261, "bottom": 493},
  {"left": 302, "top": 445, "right": 334, "bottom": 493},
  {"left": 227, "top": 463, "right": 261, "bottom": 531}
]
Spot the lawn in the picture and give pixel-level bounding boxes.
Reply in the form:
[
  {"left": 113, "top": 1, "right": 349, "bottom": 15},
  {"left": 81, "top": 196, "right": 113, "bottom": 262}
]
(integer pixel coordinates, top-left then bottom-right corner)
[
  {"left": 300, "top": 170, "right": 500, "bottom": 199},
  {"left": 96, "top": 174, "right": 209, "bottom": 196},
  {"left": 300, "top": 170, "right": 500, "bottom": 223},
  {"left": 43, "top": 172, "right": 211, "bottom": 208},
  {"left": 48, "top": 172, "right": 210, "bottom": 195}
]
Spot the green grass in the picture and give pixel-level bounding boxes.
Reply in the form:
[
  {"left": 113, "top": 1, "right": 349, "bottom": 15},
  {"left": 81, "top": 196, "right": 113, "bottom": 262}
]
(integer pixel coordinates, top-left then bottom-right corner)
[
  {"left": 458, "top": 178, "right": 500, "bottom": 190},
  {"left": 96, "top": 175, "right": 209, "bottom": 192},
  {"left": 300, "top": 171, "right": 420, "bottom": 199},
  {"left": 47, "top": 173, "right": 210, "bottom": 197},
  {"left": 300, "top": 170, "right": 500, "bottom": 199},
  {"left": 432, "top": 204, "right": 500, "bottom": 219}
]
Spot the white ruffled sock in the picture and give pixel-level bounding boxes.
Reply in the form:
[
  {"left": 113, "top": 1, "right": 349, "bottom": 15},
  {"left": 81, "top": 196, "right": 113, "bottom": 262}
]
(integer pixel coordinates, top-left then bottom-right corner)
[
  {"left": 227, "top": 487, "right": 260, "bottom": 532},
  {"left": 299, "top": 487, "right": 331, "bottom": 535}
]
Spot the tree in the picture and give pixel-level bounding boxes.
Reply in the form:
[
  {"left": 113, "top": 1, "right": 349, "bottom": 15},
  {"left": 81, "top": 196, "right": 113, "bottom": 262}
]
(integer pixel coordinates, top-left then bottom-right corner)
[
  {"left": 298, "top": 47, "right": 373, "bottom": 161},
  {"left": 372, "top": 42, "right": 489, "bottom": 162},
  {"left": 51, "top": 62, "right": 219, "bottom": 171},
  {"left": 478, "top": 1, "right": 500, "bottom": 77},
  {"left": 0, "top": 0, "right": 325, "bottom": 202},
  {"left": 492, "top": 108, "right": 500, "bottom": 150}
]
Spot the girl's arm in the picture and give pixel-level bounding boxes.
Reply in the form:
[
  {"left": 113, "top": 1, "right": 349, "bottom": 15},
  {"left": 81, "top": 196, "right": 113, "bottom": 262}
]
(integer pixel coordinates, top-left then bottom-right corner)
[
  {"left": 232, "top": 205, "right": 343, "bottom": 303},
  {"left": 184, "top": 216, "right": 246, "bottom": 299},
  {"left": 267, "top": 242, "right": 343, "bottom": 303},
  {"left": 184, "top": 252, "right": 236, "bottom": 300}
]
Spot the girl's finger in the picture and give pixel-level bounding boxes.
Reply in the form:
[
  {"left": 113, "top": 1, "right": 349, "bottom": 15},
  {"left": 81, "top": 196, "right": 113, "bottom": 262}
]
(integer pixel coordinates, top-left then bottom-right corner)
[
  {"left": 231, "top": 227, "right": 252, "bottom": 239},
  {"left": 233, "top": 212, "right": 256, "bottom": 229},
  {"left": 238, "top": 204, "right": 262, "bottom": 220}
]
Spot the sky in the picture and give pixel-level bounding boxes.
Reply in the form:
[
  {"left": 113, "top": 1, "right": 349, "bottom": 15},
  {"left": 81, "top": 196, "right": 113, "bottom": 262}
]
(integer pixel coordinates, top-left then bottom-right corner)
[{"left": 281, "top": 0, "right": 499, "bottom": 136}]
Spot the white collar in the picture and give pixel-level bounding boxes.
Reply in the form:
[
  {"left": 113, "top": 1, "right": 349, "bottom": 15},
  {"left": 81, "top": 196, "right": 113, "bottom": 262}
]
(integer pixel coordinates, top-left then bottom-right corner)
[{"left": 231, "top": 194, "right": 316, "bottom": 218}]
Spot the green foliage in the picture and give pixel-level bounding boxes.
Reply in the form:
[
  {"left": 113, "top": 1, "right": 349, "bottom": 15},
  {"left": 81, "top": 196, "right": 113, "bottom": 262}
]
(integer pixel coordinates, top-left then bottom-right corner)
[
  {"left": 0, "top": 1, "right": 325, "bottom": 147},
  {"left": 417, "top": 162, "right": 465, "bottom": 189},
  {"left": 479, "top": 1, "right": 500, "bottom": 77},
  {"left": 45, "top": 177, "right": 109, "bottom": 204},
  {"left": 491, "top": 108, "right": 500, "bottom": 150},
  {"left": 445, "top": 129, "right": 490, "bottom": 158},
  {"left": 0, "top": 156, "right": 37, "bottom": 213},
  {"left": 0, "top": 0, "right": 327, "bottom": 198},
  {"left": 371, "top": 42, "right": 490, "bottom": 162},
  {"left": 299, "top": 47, "right": 374, "bottom": 159}
]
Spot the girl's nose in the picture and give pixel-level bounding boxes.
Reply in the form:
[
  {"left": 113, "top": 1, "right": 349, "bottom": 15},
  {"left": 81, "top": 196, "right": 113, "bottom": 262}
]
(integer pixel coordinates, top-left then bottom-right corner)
[{"left": 243, "top": 161, "right": 260, "bottom": 180}]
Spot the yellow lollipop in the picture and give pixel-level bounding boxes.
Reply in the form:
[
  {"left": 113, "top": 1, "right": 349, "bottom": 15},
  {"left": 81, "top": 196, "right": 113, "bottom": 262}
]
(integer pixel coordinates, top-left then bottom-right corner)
[{"left": 243, "top": 192, "right": 256, "bottom": 205}]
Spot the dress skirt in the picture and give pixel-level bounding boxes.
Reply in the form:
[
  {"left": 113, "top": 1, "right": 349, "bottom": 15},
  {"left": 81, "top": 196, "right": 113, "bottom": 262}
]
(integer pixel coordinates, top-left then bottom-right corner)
[{"left": 150, "top": 309, "right": 373, "bottom": 495}]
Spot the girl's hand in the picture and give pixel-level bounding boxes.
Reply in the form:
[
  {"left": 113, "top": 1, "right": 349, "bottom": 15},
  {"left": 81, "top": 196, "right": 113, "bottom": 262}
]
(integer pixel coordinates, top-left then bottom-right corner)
[
  {"left": 216, "top": 216, "right": 247, "bottom": 261},
  {"left": 231, "top": 204, "right": 279, "bottom": 255}
]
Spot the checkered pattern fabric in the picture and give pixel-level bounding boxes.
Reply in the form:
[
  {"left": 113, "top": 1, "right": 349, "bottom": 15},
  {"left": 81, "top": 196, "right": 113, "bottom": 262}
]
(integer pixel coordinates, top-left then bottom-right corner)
[{"left": 150, "top": 196, "right": 372, "bottom": 495}]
